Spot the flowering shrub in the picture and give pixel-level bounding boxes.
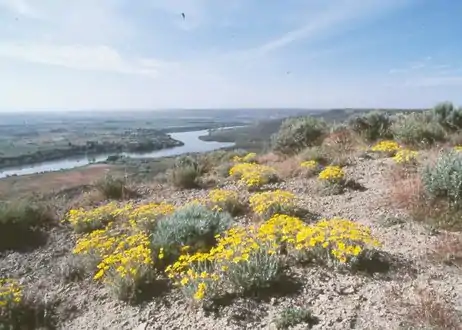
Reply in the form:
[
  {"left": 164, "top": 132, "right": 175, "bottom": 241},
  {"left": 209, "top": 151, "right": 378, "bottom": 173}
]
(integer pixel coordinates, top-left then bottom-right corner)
[
  {"left": 393, "top": 149, "right": 418, "bottom": 165},
  {"left": 249, "top": 190, "right": 297, "bottom": 220},
  {"left": 65, "top": 202, "right": 129, "bottom": 234},
  {"left": 290, "top": 218, "right": 381, "bottom": 264},
  {"left": 73, "top": 227, "right": 157, "bottom": 301},
  {"left": 233, "top": 152, "right": 258, "bottom": 163},
  {"left": 318, "top": 166, "right": 345, "bottom": 184},
  {"left": 166, "top": 215, "right": 381, "bottom": 302},
  {"left": 166, "top": 226, "right": 282, "bottom": 301},
  {"left": 93, "top": 232, "right": 155, "bottom": 301},
  {"left": 370, "top": 140, "right": 400, "bottom": 156},
  {"left": 128, "top": 202, "right": 175, "bottom": 232},
  {"left": 207, "top": 189, "right": 243, "bottom": 215},
  {"left": 0, "top": 279, "right": 22, "bottom": 308},
  {"left": 229, "top": 163, "right": 278, "bottom": 189},
  {"left": 300, "top": 160, "right": 318, "bottom": 169},
  {"left": 300, "top": 160, "right": 321, "bottom": 177}
]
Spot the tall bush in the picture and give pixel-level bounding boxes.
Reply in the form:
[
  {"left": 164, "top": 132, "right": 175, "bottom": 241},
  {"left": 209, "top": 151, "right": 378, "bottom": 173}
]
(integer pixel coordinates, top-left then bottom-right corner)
[
  {"left": 271, "top": 116, "right": 326, "bottom": 155},
  {"left": 347, "top": 111, "right": 392, "bottom": 141},
  {"left": 431, "top": 102, "right": 462, "bottom": 131},
  {"left": 168, "top": 156, "right": 204, "bottom": 189},
  {"left": 391, "top": 112, "right": 446, "bottom": 146}
]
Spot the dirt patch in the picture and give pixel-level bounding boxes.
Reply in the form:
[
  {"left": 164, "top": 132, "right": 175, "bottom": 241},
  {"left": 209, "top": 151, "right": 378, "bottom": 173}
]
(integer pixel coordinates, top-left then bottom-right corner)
[{"left": 0, "top": 165, "right": 117, "bottom": 199}]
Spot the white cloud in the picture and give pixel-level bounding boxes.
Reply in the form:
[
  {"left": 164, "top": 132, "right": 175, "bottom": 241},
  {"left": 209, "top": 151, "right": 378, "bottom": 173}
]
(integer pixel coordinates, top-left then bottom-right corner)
[{"left": 0, "top": 42, "right": 174, "bottom": 77}]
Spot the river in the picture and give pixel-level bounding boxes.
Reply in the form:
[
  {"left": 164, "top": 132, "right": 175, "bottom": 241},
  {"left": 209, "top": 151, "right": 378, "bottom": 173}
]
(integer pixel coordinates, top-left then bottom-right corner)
[{"left": 0, "top": 129, "right": 235, "bottom": 178}]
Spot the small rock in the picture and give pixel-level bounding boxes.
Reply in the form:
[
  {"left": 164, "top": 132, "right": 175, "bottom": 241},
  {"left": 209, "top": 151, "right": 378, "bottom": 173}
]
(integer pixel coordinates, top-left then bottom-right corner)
[{"left": 133, "top": 322, "right": 148, "bottom": 330}]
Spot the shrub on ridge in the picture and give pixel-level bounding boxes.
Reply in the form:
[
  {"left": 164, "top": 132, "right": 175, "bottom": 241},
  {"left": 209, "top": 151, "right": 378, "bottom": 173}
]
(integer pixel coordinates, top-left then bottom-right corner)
[
  {"left": 347, "top": 111, "right": 393, "bottom": 142},
  {"left": 168, "top": 156, "right": 205, "bottom": 189},
  {"left": 431, "top": 101, "right": 462, "bottom": 131},
  {"left": 391, "top": 112, "right": 446, "bottom": 146},
  {"left": 271, "top": 116, "right": 326, "bottom": 155},
  {"left": 0, "top": 199, "right": 54, "bottom": 252}
]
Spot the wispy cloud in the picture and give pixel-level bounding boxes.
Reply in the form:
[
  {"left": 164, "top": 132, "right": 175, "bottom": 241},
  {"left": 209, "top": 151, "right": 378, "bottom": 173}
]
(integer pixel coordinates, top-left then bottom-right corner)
[
  {"left": 0, "top": 42, "right": 175, "bottom": 77},
  {"left": 389, "top": 56, "right": 436, "bottom": 74},
  {"left": 404, "top": 76, "right": 462, "bottom": 87},
  {"left": 0, "top": 0, "right": 42, "bottom": 18},
  {"left": 230, "top": 0, "right": 410, "bottom": 59}
]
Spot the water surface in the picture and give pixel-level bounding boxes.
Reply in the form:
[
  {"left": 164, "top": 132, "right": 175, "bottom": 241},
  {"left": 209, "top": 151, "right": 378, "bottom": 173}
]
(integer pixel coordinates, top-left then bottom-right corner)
[{"left": 0, "top": 130, "right": 235, "bottom": 178}]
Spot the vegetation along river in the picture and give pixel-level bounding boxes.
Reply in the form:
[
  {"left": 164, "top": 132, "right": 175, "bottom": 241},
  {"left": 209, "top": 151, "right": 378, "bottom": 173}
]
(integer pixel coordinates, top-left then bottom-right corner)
[{"left": 0, "top": 130, "right": 235, "bottom": 178}]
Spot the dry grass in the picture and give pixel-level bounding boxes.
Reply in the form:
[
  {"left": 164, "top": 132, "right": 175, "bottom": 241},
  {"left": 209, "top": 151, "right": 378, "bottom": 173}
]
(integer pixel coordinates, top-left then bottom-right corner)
[
  {"left": 386, "top": 165, "right": 462, "bottom": 230},
  {"left": 272, "top": 156, "right": 304, "bottom": 179},
  {"left": 406, "top": 288, "right": 461, "bottom": 329},
  {"left": 257, "top": 152, "right": 281, "bottom": 165},
  {"left": 321, "top": 130, "right": 367, "bottom": 166},
  {"left": 387, "top": 166, "right": 423, "bottom": 209},
  {"left": 388, "top": 285, "right": 461, "bottom": 330},
  {"left": 429, "top": 233, "right": 462, "bottom": 268},
  {"left": 66, "top": 189, "right": 107, "bottom": 210}
]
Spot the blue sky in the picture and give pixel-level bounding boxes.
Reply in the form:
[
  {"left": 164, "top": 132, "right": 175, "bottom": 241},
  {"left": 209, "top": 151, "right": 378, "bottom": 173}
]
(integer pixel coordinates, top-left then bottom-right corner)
[{"left": 0, "top": 0, "right": 461, "bottom": 110}]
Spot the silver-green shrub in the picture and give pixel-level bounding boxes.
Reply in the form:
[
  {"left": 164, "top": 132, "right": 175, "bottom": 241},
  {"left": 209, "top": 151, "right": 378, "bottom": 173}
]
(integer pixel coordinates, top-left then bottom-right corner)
[
  {"left": 271, "top": 116, "right": 326, "bottom": 155},
  {"left": 421, "top": 151, "right": 462, "bottom": 207},
  {"left": 347, "top": 111, "right": 393, "bottom": 141},
  {"left": 391, "top": 112, "right": 446, "bottom": 146},
  {"left": 431, "top": 102, "right": 462, "bottom": 131},
  {"left": 151, "top": 204, "right": 233, "bottom": 262}
]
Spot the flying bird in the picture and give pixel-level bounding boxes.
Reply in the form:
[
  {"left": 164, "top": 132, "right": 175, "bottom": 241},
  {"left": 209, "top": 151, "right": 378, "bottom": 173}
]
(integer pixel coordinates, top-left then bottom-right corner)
[{"left": 181, "top": 13, "right": 185, "bottom": 20}]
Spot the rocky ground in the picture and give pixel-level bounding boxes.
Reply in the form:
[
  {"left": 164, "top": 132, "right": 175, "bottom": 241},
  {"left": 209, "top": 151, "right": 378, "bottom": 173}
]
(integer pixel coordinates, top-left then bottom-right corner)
[{"left": 1, "top": 156, "right": 461, "bottom": 330}]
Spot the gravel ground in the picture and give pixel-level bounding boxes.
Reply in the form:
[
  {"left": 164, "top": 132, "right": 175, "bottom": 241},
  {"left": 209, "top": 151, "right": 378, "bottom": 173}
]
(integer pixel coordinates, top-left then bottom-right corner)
[{"left": 1, "top": 157, "right": 461, "bottom": 330}]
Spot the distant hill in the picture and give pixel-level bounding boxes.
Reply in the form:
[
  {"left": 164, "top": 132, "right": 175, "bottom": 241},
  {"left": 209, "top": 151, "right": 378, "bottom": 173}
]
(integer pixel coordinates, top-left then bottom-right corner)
[{"left": 199, "top": 108, "right": 425, "bottom": 151}]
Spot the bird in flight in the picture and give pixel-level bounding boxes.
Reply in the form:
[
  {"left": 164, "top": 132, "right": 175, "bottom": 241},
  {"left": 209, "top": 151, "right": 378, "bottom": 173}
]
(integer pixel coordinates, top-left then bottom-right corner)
[{"left": 181, "top": 13, "right": 185, "bottom": 20}]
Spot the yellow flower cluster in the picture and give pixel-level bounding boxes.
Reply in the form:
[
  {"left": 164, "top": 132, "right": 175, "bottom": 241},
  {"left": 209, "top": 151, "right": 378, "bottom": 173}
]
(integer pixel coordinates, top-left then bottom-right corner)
[
  {"left": 65, "top": 202, "right": 127, "bottom": 233},
  {"left": 371, "top": 140, "right": 400, "bottom": 155},
  {"left": 232, "top": 152, "right": 257, "bottom": 163},
  {"left": 229, "top": 163, "right": 277, "bottom": 189},
  {"left": 73, "top": 227, "right": 120, "bottom": 257},
  {"left": 166, "top": 214, "right": 380, "bottom": 301},
  {"left": 291, "top": 218, "right": 380, "bottom": 263},
  {"left": 392, "top": 149, "right": 418, "bottom": 165},
  {"left": 318, "top": 166, "right": 345, "bottom": 183},
  {"left": 128, "top": 202, "right": 175, "bottom": 231},
  {"left": 454, "top": 146, "right": 462, "bottom": 152},
  {"left": 70, "top": 202, "right": 172, "bottom": 290},
  {"left": 0, "top": 278, "right": 22, "bottom": 307},
  {"left": 300, "top": 160, "right": 318, "bottom": 169},
  {"left": 93, "top": 232, "right": 154, "bottom": 282},
  {"left": 166, "top": 225, "right": 277, "bottom": 301},
  {"left": 249, "top": 190, "right": 296, "bottom": 219},
  {"left": 66, "top": 202, "right": 175, "bottom": 233},
  {"left": 258, "top": 214, "right": 306, "bottom": 242},
  {"left": 208, "top": 189, "right": 240, "bottom": 213},
  {"left": 74, "top": 227, "right": 156, "bottom": 288}
]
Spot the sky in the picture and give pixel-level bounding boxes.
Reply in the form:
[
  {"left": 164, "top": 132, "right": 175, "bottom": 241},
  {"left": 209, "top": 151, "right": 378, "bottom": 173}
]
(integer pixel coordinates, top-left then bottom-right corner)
[{"left": 0, "top": 0, "right": 461, "bottom": 111}]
